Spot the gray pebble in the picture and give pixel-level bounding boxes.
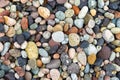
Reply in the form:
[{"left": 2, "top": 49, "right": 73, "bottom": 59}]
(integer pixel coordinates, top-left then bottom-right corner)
[
  {"left": 71, "top": 73, "right": 78, "bottom": 80},
  {"left": 84, "top": 74, "right": 91, "bottom": 80},
  {"left": 84, "top": 63, "right": 90, "bottom": 74},
  {"left": 74, "top": 19, "right": 84, "bottom": 28},
  {"left": 1, "top": 42, "right": 10, "bottom": 56},
  {"left": 0, "top": 70, "right": 5, "bottom": 78},
  {"left": 21, "top": 50, "right": 27, "bottom": 58},
  {"left": 88, "top": 0, "right": 97, "bottom": 9},
  {"left": 98, "top": 0, "right": 104, "bottom": 8},
  {"left": 116, "top": 18, "right": 120, "bottom": 27},
  {"left": 30, "top": 23, "right": 38, "bottom": 30},
  {"left": 42, "top": 31, "right": 51, "bottom": 39},
  {"left": 55, "top": 11, "right": 65, "bottom": 20}
]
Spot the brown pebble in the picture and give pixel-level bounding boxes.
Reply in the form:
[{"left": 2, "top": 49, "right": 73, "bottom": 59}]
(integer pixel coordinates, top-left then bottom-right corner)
[
  {"left": 104, "top": 76, "right": 110, "bottom": 80},
  {"left": 63, "top": 23, "right": 69, "bottom": 32},
  {"left": 0, "top": 0, "right": 9, "bottom": 8},
  {"left": 67, "top": 27, "right": 78, "bottom": 34},
  {"left": 21, "top": 17, "right": 28, "bottom": 30},
  {"left": 36, "top": 59, "right": 43, "bottom": 67},
  {"left": 53, "top": 24, "right": 63, "bottom": 32},
  {"left": 92, "top": 76, "right": 98, "bottom": 80},
  {"left": 115, "top": 11, "right": 120, "bottom": 18},
  {"left": 3, "top": 60, "right": 10, "bottom": 65},
  {"left": 15, "top": 67, "right": 25, "bottom": 77},
  {"left": 25, "top": 72, "right": 32, "bottom": 80},
  {"left": 115, "top": 33, "right": 120, "bottom": 40},
  {"left": 0, "top": 16, "right": 4, "bottom": 23},
  {"left": 36, "top": 42, "right": 41, "bottom": 47},
  {"left": 49, "top": 39, "right": 60, "bottom": 47},
  {"left": 0, "top": 10, "right": 10, "bottom": 16},
  {"left": 53, "top": 53, "right": 60, "bottom": 59},
  {"left": 72, "top": 6, "right": 80, "bottom": 15},
  {"left": 20, "top": 0, "right": 28, "bottom": 4}
]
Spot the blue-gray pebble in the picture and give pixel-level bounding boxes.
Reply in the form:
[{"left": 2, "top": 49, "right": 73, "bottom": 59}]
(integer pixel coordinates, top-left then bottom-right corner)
[
  {"left": 55, "top": 11, "right": 65, "bottom": 20},
  {"left": 39, "top": 48, "right": 48, "bottom": 57},
  {"left": 117, "top": 18, "right": 120, "bottom": 27},
  {"left": 74, "top": 19, "right": 84, "bottom": 28},
  {"left": 88, "top": 0, "right": 97, "bottom": 9},
  {"left": 1, "top": 42, "right": 10, "bottom": 56},
  {"left": 30, "top": 23, "right": 38, "bottom": 30},
  {"left": 0, "top": 70, "right": 5, "bottom": 78}
]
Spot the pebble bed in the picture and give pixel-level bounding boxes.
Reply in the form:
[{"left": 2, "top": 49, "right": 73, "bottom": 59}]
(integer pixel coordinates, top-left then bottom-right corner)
[{"left": 0, "top": 0, "right": 120, "bottom": 80}]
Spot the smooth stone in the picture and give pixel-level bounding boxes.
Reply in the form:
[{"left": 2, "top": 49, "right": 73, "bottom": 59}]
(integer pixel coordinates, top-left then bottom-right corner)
[
  {"left": 84, "top": 74, "right": 91, "bottom": 80},
  {"left": 42, "top": 31, "right": 51, "bottom": 39},
  {"left": 74, "top": 19, "right": 84, "bottom": 28},
  {"left": 69, "top": 33, "right": 80, "bottom": 46},
  {"left": 21, "top": 50, "right": 27, "bottom": 58},
  {"left": 109, "top": 51, "right": 116, "bottom": 61},
  {"left": 88, "top": 54, "right": 96, "bottom": 65},
  {"left": 46, "top": 59, "right": 60, "bottom": 69},
  {"left": 9, "top": 49, "right": 21, "bottom": 58},
  {"left": 39, "top": 48, "right": 48, "bottom": 57},
  {"left": 28, "top": 59, "right": 36, "bottom": 69},
  {"left": 0, "top": 42, "right": 3, "bottom": 52},
  {"left": 84, "top": 63, "right": 90, "bottom": 74},
  {"left": 39, "top": 0, "right": 44, "bottom": 5},
  {"left": 0, "top": 70, "right": 5, "bottom": 78},
  {"left": 111, "top": 27, "right": 120, "bottom": 34},
  {"left": 30, "top": 23, "right": 38, "bottom": 30},
  {"left": 78, "top": 6, "right": 88, "bottom": 18},
  {"left": 88, "top": 19, "right": 95, "bottom": 28},
  {"left": 65, "top": 9, "right": 74, "bottom": 18},
  {"left": 65, "top": 17, "right": 73, "bottom": 26},
  {"left": 103, "top": 63, "right": 116, "bottom": 72},
  {"left": 41, "top": 56, "right": 51, "bottom": 64},
  {"left": 10, "top": 5, "right": 16, "bottom": 12},
  {"left": 0, "top": 24, "right": 5, "bottom": 33},
  {"left": 38, "top": 7, "right": 50, "bottom": 19},
  {"left": 64, "top": 2, "right": 72, "bottom": 9},
  {"left": 111, "top": 77, "right": 119, "bottom": 80},
  {"left": 67, "top": 63, "right": 80, "bottom": 74},
  {"left": 1, "top": 64, "right": 10, "bottom": 72},
  {"left": 71, "top": 73, "right": 78, "bottom": 80},
  {"left": 102, "top": 29, "right": 114, "bottom": 43},
  {"left": 5, "top": 72, "right": 15, "bottom": 80},
  {"left": 6, "top": 27, "right": 15, "bottom": 37},
  {"left": 56, "top": 0, "right": 67, "bottom": 4},
  {"left": 25, "top": 72, "right": 32, "bottom": 80},
  {"left": 84, "top": 44, "right": 98, "bottom": 55},
  {"left": 0, "top": 0, "right": 9, "bottom": 8},
  {"left": 80, "top": 40, "right": 89, "bottom": 48},
  {"left": 94, "top": 58, "right": 103, "bottom": 66},
  {"left": 69, "top": 48, "right": 76, "bottom": 59},
  {"left": 74, "top": 0, "right": 80, "bottom": 6},
  {"left": 50, "top": 69, "right": 60, "bottom": 80},
  {"left": 17, "top": 57, "right": 27, "bottom": 66},
  {"left": 77, "top": 51, "right": 87, "bottom": 65},
  {"left": 55, "top": 11, "right": 65, "bottom": 20},
  {"left": 21, "top": 41, "right": 27, "bottom": 49},
  {"left": 97, "top": 38, "right": 104, "bottom": 46},
  {"left": 117, "top": 18, "right": 120, "bottom": 27},
  {"left": 1, "top": 42, "right": 10, "bottom": 56},
  {"left": 31, "top": 67, "right": 39, "bottom": 75},
  {"left": 112, "top": 40, "right": 120, "bottom": 46},
  {"left": 88, "top": 0, "right": 97, "bottom": 9},
  {"left": 104, "top": 12, "right": 114, "bottom": 19},
  {"left": 114, "top": 58, "right": 120, "bottom": 66},
  {"left": 107, "top": 22, "right": 115, "bottom": 29},
  {"left": 4, "top": 16, "right": 16, "bottom": 26},
  {"left": 25, "top": 41, "right": 38, "bottom": 59},
  {"left": 52, "top": 31, "right": 64, "bottom": 42},
  {"left": 112, "top": 63, "right": 120, "bottom": 71},
  {"left": 16, "top": 34, "right": 25, "bottom": 45},
  {"left": 98, "top": 0, "right": 104, "bottom": 8}
]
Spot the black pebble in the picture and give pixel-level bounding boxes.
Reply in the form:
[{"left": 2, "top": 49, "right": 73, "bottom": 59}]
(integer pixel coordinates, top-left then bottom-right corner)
[
  {"left": 93, "top": 25, "right": 100, "bottom": 33},
  {"left": 16, "top": 34, "right": 25, "bottom": 44},
  {"left": 108, "top": 1, "right": 119, "bottom": 10},
  {"left": 0, "top": 36, "right": 10, "bottom": 42},
  {"left": 28, "top": 16, "right": 34, "bottom": 26},
  {"left": 94, "top": 58, "right": 103, "bottom": 66},
  {"left": 97, "top": 38, "right": 104, "bottom": 46},
  {"left": 102, "top": 18, "right": 110, "bottom": 27},
  {"left": 48, "top": 45, "right": 59, "bottom": 54},
  {"left": 5, "top": 72, "right": 15, "bottom": 80}
]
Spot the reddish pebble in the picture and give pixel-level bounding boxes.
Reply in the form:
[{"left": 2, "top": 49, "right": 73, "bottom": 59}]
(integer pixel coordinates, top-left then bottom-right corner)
[
  {"left": 21, "top": 17, "right": 28, "bottom": 30},
  {"left": 15, "top": 67, "right": 25, "bottom": 77},
  {"left": 115, "top": 33, "right": 120, "bottom": 40},
  {"left": 0, "top": 16, "right": 4, "bottom": 23},
  {"left": 36, "top": 59, "right": 43, "bottom": 67},
  {"left": 56, "top": 0, "right": 67, "bottom": 4},
  {"left": 53, "top": 53, "right": 60, "bottom": 59},
  {"left": 72, "top": 6, "right": 80, "bottom": 15},
  {"left": 115, "top": 11, "right": 120, "bottom": 18},
  {"left": 67, "top": 27, "right": 78, "bottom": 34},
  {"left": 0, "top": 10, "right": 10, "bottom": 16},
  {"left": 49, "top": 39, "right": 60, "bottom": 47}
]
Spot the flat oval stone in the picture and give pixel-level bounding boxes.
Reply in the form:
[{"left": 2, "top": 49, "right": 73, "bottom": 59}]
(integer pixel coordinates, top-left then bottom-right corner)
[
  {"left": 74, "top": 19, "right": 84, "bottom": 28},
  {"left": 88, "top": 0, "right": 97, "bottom": 9},
  {"left": 55, "top": 11, "right": 65, "bottom": 20},
  {"left": 39, "top": 48, "right": 48, "bottom": 57},
  {"left": 25, "top": 42, "right": 38, "bottom": 59},
  {"left": 78, "top": 6, "right": 88, "bottom": 18},
  {"left": 69, "top": 33, "right": 80, "bottom": 46},
  {"left": 50, "top": 69, "right": 60, "bottom": 80},
  {"left": 52, "top": 31, "right": 64, "bottom": 42},
  {"left": 56, "top": 0, "right": 67, "bottom": 4},
  {"left": 111, "top": 27, "right": 120, "bottom": 34}
]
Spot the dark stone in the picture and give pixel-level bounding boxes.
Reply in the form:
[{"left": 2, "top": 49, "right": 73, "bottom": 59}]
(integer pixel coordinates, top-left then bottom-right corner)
[
  {"left": 102, "top": 18, "right": 110, "bottom": 27},
  {"left": 94, "top": 58, "right": 103, "bottom": 66},
  {"left": 107, "top": 43, "right": 116, "bottom": 50},
  {"left": 97, "top": 46, "right": 111, "bottom": 60},
  {"left": 5, "top": 72, "right": 15, "bottom": 80},
  {"left": 103, "top": 63, "right": 116, "bottom": 71},
  {"left": 22, "top": 31, "right": 31, "bottom": 40},
  {"left": 16, "top": 34, "right": 25, "bottom": 44},
  {"left": 116, "top": 72, "right": 120, "bottom": 79},
  {"left": 26, "top": 6, "right": 37, "bottom": 12},
  {"left": 79, "top": 0, "right": 88, "bottom": 8},
  {"left": 55, "top": 5, "right": 67, "bottom": 12},
  {"left": 114, "top": 58, "right": 120, "bottom": 66},
  {"left": 16, "top": 4, "right": 23, "bottom": 11},
  {"left": 0, "top": 65, "right": 10, "bottom": 72},
  {"left": 60, "top": 52, "right": 72, "bottom": 66},
  {"left": 17, "top": 57, "right": 27, "bottom": 66},
  {"left": 97, "top": 38, "right": 104, "bottom": 46},
  {"left": 40, "top": 37, "right": 49, "bottom": 43},
  {"left": 93, "top": 25, "right": 100, "bottom": 33},
  {"left": 67, "top": 63, "right": 80, "bottom": 74},
  {"left": 44, "top": 4, "right": 53, "bottom": 12},
  {"left": 18, "top": 77, "right": 25, "bottom": 80},
  {"left": 28, "top": 16, "right": 34, "bottom": 26},
  {"left": 48, "top": 45, "right": 59, "bottom": 54},
  {"left": 57, "top": 45, "right": 67, "bottom": 54},
  {"left": 0, "top": 36, "right": 10, "bottom": 42},
  {"left": 109, "top": 1, "right": 119, "bottom": 10},
  {"left": 0, "top": 24, "right": 5, "bottom": 32},
  {"left": 80, "top": 40, "right": 89, "bottom": 48},
  {"left": 48, "top": 1, "right": 56, "bottom": 9}
]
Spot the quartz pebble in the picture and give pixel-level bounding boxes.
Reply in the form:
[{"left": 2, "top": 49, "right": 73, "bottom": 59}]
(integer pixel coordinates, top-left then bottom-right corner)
[
  {"left": 74, "top": 19, "right": 84, "bottom": 28},
  {"left": 1, "top": 42, "right": 10, "bottom": 56},
  {"left": 56, "top": 11, "right": 65, "bottom": 20},
  {"left": 78, "top": 6, "right": 88, "bottom": 18},
  {"left": 4, "top": 16, "right": 16, "bottom": 26},
  {"left": 111, "top": 27, "right": 120, "bottom": 34},
  {"left": 0, "top": 42, "right": 3, "bottom": 52},
  {"left": 39, "top": 48, "right": 48, "bottom": 57},
  {"left": 52, "top": 31, "right": 64, "bottom": 42}
]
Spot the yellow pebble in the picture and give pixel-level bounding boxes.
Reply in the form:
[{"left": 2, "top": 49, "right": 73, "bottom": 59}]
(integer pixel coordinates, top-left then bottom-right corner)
[
  {"left": 96, "top": 72, "right": 100, "bottom": 78},
  {"left": 90, "top": 9, "right": 96, "bottom": 16},
  {"left": 88, "top": 54, "right": 96, "bottom": 65},
  {"left": 115, "top": 47, "right": 120, "bottom": 52}
]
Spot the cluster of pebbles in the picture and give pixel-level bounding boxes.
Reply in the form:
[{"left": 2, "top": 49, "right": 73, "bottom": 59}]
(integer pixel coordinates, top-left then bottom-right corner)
[{"left": 0, "top": 0, "right": 120, "bottom": 80}]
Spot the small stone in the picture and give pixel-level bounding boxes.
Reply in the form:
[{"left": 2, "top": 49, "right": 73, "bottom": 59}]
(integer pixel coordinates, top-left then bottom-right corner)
[
  {"left": 15, "top": 67, "right": 25, "bottom": 77},
  {"left": 0, "top": 42, "right": 3, "bottom": 52},
  {"left": 88, "top": 54, "right": 96, "bottom": 65},
  {"left": 52, "top": 31, "right": 64, "bottom": 42},
  {"left": 0, "top": 16, "right": 4, "bottom": 23},
  {"left": 53, "top": 24, "right": 63, "bottom": 32},
  {"left": 17, "top": 57, "right": 27, "bottom": 66},
  {"left": 88, "top": 0, "right": 97, "bottom": 9},
  {"left": 107, "top": 22, "right": 115, "bottom": 29},
  {"left": 103, "top": 63, "right": 116, "bottom": 72},
  {"left": 64, "top": 2, "right": 72, "bottom": 9},
  {"left": 1, "top": 42, "right": 10, "bottom": 56},
  {"left": 5, "top": 72, "right": 15, "bottom": 80},
  {"left": 65, "top": 9, "right": 74, "bottom": 18},
  {"left": 98, "top": 0, "right": 104, "bottom": 8},
  {"left": 77, "top": 51, "right": 87, "bottom": 65},
  {"left": 56, "top": 0, "right": 67, "bottom": 4},
  {"left": 111, "top": 77, "right": 119, "bottom": 80},
  {"left": 28, "top": 59, "right": 36, "bottom": 69},
  {"left": 25, "top": 41, "right": 38, "bottom": 59},
  {"left": 102, "top": 29, "right": 115, "bottom": 42},
  {"left": 53, "top": 53, "right": 60, "bottom": 59},
  {"left": 67, "top": 63, "right": 80, "bottom": 74},
  {"left": 6, "top": 27, "right": 15, "bottom": 37},
  {"left": 30, "top": 23, "right": 38, "bottom": 30},
  {"left": 46, "top": 59, "right": 60, "bottom": 69},
  {"left": 31, "top": 67, "right": 39, "bottom": 75},
  {"left": 94, "top": 58, "right": 103, "bottom": 66},
  {"left": 90, "top": 9, "right": 96, "bottom": 16},
  {"left": 72, "top": 5, "right": 80, "bottom": 15},
  {"left": 104, "top": 12, "right": 114, "bottom": 19},
  {"left": 115, "top": 11, "right": 120, "bottom": 18},
  {"left": 67, "top": 27, "right": 78, "bottom": 34},
  {"left": 50, "top": 69, "right": 60, "bottom": 80},
  {"left": 84, "top": 63, "right": 90, "bottom": 73},
  {"left": 84, "top": 74, "right": 91, "bottom": 80},
  {"left": 116, "top": 33, "right": 120, "bottom": 40},
  {"left": 109, "top": 52, "right": 116, "bottom": 61},
  {"left": 78, "top": 6, "right": 88, "bottom": 18},
  {"left": 117, "top": 18, "right": 120, "bottom": 27},
  {"left": 55, "top": 11, "right": 65, "bottom": 21},
  {"left": 69, "top": 33, "right": 80, "bottom": 46},
  {"left": 80, "top": 40, "right": 89, "bottom": 48},
  {"left": 9, "top": 49, "right": 21, "bottom": 58},
  {"left": 88, "top": 19, "right": 95, "bottom": 28},
  {"left": 39, "top": 48, "right": 48, "bottom": 57},
  {"left": 4, "top": 16, "right": 16, "bottom": 26},
  {"left": 0, "top": 70, "right": 5, "bottom": 78},
  {"left": 38, "top": 7, "right": 50, "bottom": 19},
  {"left": 21, "top": 0, "right": 28, "bottom": 4},
  {"left": 36, "top": 59, "right": 42, "bottom": 67},
  {"left": 10, "top": 5, "right": 16, "bottom": 12},
  {"left": 69, "top": 48, "right": 76, "bottom": 59},
  {"left": 97, "top": 46, "right": 111, "bottom": 60},
  {"left": 74, "top": 19, "right": 84, "bottom": 28},
  {"left": 0, "top": 0, "right": 9, "bottom": 8},
  {"left": 21, "top": 50, "right": 27, "bottom": 58},
  {"left": 71, "top": 73, "right": 78, "bottom": 80},
  {"left": 111, "top": 27, "right": 120, "bottom": 34},
  {"left": 21, "top": 17, "right": 28, "bottom": 30},
  {"left": 115, "top": 47, "right": 120, "bottom": 52},
  {"left": 43, "top": 31, "right": 51, "bottom": 39},
  {"left": 16, "top": 34, "right": 25, "bottom": 45},
  {"left": 41, "top": 56, "right": 51, "bottom": 64},
  {"left": 25, "top": 72, "right": 32, "bottom": 80}
]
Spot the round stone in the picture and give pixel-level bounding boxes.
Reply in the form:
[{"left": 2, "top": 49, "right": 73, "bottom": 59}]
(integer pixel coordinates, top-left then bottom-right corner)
[
  {"left": 56, "top": 0, "right": 67, "bottom": 4},
  {"left": 55, "top": 11, "right": 65, "bottom": 20},
  {"left": 74, "top": 19, "right": 84, "bottom": 28},
  {"left": 88, "top": 54, "right": 96, "bottom": 65},
  {"left": 0, "top": 70, "right": 5, "bottom": 78},
  {"left": 69, "top": 33, "right": 80, "bottom": 46},
  {"left": 42, "top": 31, "right": 51, "bottom": 39},
  {"left": 52, "top": 31, "right": 64, "bottom": 42},
  {"left": 65, "top": 9, "right": 74, "bottom": 18},
  {"left": 50, "top": 69, "right": 60, "bottom": 80},
  {"left": 39, "top": 48, "right": 48, "bottom": 57},
  {"left": 88, "top": 0, "right": 97, "bottom": 9}
]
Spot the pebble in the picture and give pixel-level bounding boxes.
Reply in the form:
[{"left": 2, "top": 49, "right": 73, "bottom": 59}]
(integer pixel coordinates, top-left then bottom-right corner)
[
  {"left": 111, "top": 77, "right": 119, "bottom": 80},
  {"left": 64, "top": 2, "right": 72, "bottom": 9},
  {"left": 4, "top": 16, "right": 16, "bottom": 26},
  {"left": 78, "top": 6, "right": 88, "bottom": 18},
  {"left": 55, "top": 11, "right": 65, "bottom": 21},
  {"left": 46, "top": 59, "right": 60, "bottom": 69},
  {"left": 52, "top": 31, "right": 64, "bottom": 42},
  {"left": 109, "top": 52, "right": 116, "bottom": 61},
  {"left": 21, "top": 50, "right": 27, "bottom": 58},
  {"left": 5, "top": 72, "right": 15, "bottom": 80},
  {"left": 102, "top": 29, "right": 115, "bottom": 43},
  {"left": 107, "top": 22, "right": 115, "bottom": 29},
  {"left": 39, "top": 48, "right": 48, "bottom": 57},
  {"left": 84, "top": 74, "right": 91, "bottom": 80},
  {"left": 0, "top": 42, "right": 3, "bottom": 52},
  {"left": 21, "top": 17, "right": 28, "bottom": 30},
  {"left": 16, "top": 34, "right": 25, "bottom": 45},
  {"left": 38, "top": 7, "right": 50, "bottom": 19},
  {"left": 25, "top": 41, "right": 38, "bottom": 59},
  {"left": 30, "top": 23, "right": 38, "bottom": 30},
  {"left": 1, "top": 42, "right": 10, "bottom": 56},
  {"left": 88, "top": 0, "right": 97, "bottom": 9},
  {"left": 77, "top": 51, "right": 87, "bottom": 65},
  {"left": 53, "top": 24, "right": 63, "bottom": 32},
  {"left": 65, "top": 9, "right": 74, "bottom": 18},
  {"left": 67, "top": 63, "right": 80, "bottom": 74},
  {"left": 0, "top": 70, "right": 5, "bottom": 78},
  {"left": 69, "top": 48, "right": 76, "bottom": 59},
  {"left": 117, "top": 18, "right": 120, "bottom": 27},
  {"left": 28, "top": 59, "right": 36, "bottom": 69},
  {"left": 50, "top": 69, "right": 60, "bottom": 80},
  {"left": 98, "top": 0, "right": 104, "bottom": 8},
  {"left": 72, "top": 6, "right": 80, "bottom": 15},
  {"left": 104, "top": 12, "right": 114, "bottom": 19},
  {"left": 9, "top": 49, "right": 21, "bottom": 58},
  {"left": 71, "top": 73, "right": 78, "bottom": 80},
  {"left": 6, "top": 27, "right": 15, "bottom": 37},
  {"left": 90, "top": 9, "right": 96, "bottom": 16},
  {"left": 10, "top": 5, "right": 16, "bottom": 12},
  {"left": 69, "top": 33, "right": 80, "bottom": 46},
  {"left": 25, "top": 72, "right": 32, "bottom": 80},
  {"left": 97, "top": 46, "right": 111, "bottom": 60},
  {"left": 15, "top": 66, "right": 25, "bottom": 77},
  {"left": 17, "top": 57, "right": 27, "bottom": 66},
  {"left": 111, "top": 27, "right": 120, "bottom": 34},
  {"left": 74, "top": 19, "right": 84, "bottom": 28},
  {"left": 0, "top": 0, "right": 9, "bottom": 8},
  {"left": 88, "top": 54, "right": 96, "bottom": 65},
  {"left": 84, "top": 63, "right": 90, "bottom": 74},
  {"left": 88, "top": 19, "right": 95, "bottom": 28},
  {"left": 56, "top": 0, "right": 67, "bottom": 4},
  {"left": 41, "top": 56, "right": 51, "bottom": 64}
]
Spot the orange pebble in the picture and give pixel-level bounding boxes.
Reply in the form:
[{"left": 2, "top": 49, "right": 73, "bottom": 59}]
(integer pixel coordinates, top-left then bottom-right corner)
[
  {"left": 72, "top": 6, "right": 80, "bottom": 15},
  {"left": 116, "top": 33, "right": 120, "bottom": 40},
  {"left": 36, "top": 42, "right": 41, "bottom": 47},
  {"left": 36, "top": 59, "right": 43, "bottom": 67},
  {"left": 53, "top": 53, "right": 60, "bottom": 59}
]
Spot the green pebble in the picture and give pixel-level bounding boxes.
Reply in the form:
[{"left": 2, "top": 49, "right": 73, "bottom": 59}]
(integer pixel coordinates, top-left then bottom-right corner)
[
  {"left": 30, "top": 23, "right": 38, "bottom": 30},
  {"left": 0, "top": 70, "right": 5, "bottom": 78},
  {"left": 55, "top": 11, "right": 65, "bottom": 20}
]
